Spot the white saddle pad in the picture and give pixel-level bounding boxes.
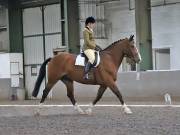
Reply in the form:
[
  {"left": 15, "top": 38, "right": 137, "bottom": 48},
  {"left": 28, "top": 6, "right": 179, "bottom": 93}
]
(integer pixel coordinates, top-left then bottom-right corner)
[{"left": 75, "top": 52, "right": 100, "bottom": 67}]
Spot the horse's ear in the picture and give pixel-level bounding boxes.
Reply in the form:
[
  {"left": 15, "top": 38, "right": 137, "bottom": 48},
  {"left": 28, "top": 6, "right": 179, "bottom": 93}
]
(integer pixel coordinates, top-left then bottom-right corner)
[{"left": 129, "top": 35, "right": 134, "bottom": 41}]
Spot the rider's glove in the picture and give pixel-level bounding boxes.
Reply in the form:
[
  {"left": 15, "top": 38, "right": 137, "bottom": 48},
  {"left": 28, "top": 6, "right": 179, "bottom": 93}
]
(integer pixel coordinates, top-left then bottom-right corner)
[{"left": 95, "top": 45, "right": 102, "bottom": 51}]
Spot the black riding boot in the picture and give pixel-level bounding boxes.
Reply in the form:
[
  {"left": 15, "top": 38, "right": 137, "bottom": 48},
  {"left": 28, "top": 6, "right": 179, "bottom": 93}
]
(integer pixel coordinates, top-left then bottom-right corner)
[{"left": 83, "top": 62, "right": 92, "bottom": 79}]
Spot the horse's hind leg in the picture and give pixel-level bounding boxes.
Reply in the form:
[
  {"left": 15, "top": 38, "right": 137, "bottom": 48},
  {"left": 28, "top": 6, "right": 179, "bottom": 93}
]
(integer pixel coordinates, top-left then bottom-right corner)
[
  {"left": 61, "top": 76, "right": 76, "bottom": 105},
  {"left": 85, "top": 85, "right": 107, "bottom": 115},
  {"left": 40, "top": 82, "right": 56, "bottom": 103},
  {"left": 61, "top": 76, "right": 84, "bottom": 114},
  {"left": 34, "top": 81, "right": 56, "bottom": 116}
]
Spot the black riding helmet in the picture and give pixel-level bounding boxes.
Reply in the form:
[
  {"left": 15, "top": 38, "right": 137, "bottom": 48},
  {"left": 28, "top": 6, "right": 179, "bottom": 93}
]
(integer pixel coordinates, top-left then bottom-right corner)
[{"left": 85, "top": 16, "right": 96, "bottom": 25}]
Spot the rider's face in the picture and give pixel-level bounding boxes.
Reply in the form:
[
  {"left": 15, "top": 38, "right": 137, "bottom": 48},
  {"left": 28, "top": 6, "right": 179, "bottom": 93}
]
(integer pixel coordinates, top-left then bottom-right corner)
[{"left": 89, "top": 23, "right": 96, "bottom": 30}]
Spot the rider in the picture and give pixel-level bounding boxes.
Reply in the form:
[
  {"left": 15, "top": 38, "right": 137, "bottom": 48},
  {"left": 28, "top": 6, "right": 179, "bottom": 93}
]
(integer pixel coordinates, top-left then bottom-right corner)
[{"left": 83, "top": 16, "right": 101, "bottom": 79}]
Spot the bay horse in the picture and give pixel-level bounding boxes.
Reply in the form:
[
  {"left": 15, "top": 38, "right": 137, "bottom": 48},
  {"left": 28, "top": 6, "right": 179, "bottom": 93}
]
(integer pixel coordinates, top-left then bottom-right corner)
[{"left": 32, "top": 35, "right": 141, "bottom": 114}]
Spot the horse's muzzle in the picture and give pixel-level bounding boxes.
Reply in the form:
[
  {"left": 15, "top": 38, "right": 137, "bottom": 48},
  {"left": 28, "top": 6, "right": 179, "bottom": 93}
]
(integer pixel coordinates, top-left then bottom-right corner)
[{"left": 135, "top": 53, "right": 142, "bottom": 64}]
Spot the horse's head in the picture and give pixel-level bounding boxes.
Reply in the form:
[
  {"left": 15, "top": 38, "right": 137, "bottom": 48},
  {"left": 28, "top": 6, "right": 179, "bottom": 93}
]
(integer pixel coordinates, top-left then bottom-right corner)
[{"left": 123, "top": 35, "right": 141, "bottom": 65}]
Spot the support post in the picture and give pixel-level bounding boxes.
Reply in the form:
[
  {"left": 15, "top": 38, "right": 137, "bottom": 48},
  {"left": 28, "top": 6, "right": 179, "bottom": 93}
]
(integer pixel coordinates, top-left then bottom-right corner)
[
  {"left": 61, "top": 0, "right": 80, "bottom": 53},
  {"left": 8, "top": 1, "right": 23, "bottom": 53},
  {"left": 135, "top": 0, "right": 153, "bottom": 71}
]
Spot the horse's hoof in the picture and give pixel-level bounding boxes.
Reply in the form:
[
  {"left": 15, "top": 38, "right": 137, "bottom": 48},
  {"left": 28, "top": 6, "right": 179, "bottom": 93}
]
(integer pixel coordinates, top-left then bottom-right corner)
[
  {"left": 85, "top": 108, "right": 92, "bottom": 115},
  {"left": 76, "top": 109, "right": 85, "bottom": 114},
  {"left": 124, "top": 107, "right": 132, "bottom": 114},
  {"left": 39, "top": 103, "right": 44, "bottom": 106},
  {"left": 33, "top": 108, "right": 41, "bottom": 117},
  {"left": 79, "top": 111, "right": 85, "bottom": 114},
  {"left": 34, "top": 111, "right": 40, "bottom": 117},
  {"left": 74, "top": 105, "right": 85, "bottom": 114}
]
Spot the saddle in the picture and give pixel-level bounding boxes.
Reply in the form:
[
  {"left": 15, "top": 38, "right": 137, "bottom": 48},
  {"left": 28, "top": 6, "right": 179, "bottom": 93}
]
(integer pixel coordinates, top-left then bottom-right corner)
[{"left": 75, "top": 51, "right": 100, "bottom": 67}]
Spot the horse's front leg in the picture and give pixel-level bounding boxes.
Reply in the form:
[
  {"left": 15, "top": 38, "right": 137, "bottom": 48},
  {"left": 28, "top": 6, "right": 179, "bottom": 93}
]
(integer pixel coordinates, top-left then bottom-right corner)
[
  {"left": 85, "top": 85, "right": 107, "bottom": 115},
  {"left": 109, "top": 82, "right": 132, "bottom": 114}
]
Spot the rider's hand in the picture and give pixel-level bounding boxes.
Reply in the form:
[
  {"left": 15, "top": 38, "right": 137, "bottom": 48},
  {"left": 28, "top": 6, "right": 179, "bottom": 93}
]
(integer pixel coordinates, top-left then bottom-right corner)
[{"left": 95, "top": 45, "right": 102, "bottom": 51}]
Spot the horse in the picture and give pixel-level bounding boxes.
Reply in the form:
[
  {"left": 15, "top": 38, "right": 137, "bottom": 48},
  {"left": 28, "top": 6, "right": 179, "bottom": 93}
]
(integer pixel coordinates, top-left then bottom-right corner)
[{"left": 32, "top": 35, "right": 141, "bottom": 114}]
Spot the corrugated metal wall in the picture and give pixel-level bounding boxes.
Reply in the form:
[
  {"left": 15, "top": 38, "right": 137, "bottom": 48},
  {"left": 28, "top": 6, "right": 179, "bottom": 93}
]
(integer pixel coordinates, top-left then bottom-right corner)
[
  {"left": 44, "top": 4, "right": 61, "bottom": 33},
  {"left": 23, "top": 4, "right": 61, "bottom": 99},
  {"left": 44, "top": 4, "right": 61, "bottom": 59},
  {"left": 78, "top": 0, "right": 108, "bottom": 53},
  {"left": 79, "top": 0, "right": 106, "bottom": 39},
  {"left": 151, "top": 3, "right": 180, "bottom": 69},
  {"left": 23, "top": 7, "right": 43, "bottom": 36},
  {"left": 24, "top": 37, "right": 44, "bottom": 64},
  {"left": 45, "top": 35, "right": 61, "bottom": 58},
  {"left": 103, "top": 0, "right": 180, "bottom": 70},
  {"left": 0, "top": 6, "right": 9, "bottom": 51},
  {"left": 23, "top": 7, "right": 44, "bottom": 99}
]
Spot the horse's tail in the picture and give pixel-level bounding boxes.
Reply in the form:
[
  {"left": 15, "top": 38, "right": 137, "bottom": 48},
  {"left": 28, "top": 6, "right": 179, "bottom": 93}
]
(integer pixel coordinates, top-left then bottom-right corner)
[{"left": 32, "top": 58, "right": 52, "bottom": 97}]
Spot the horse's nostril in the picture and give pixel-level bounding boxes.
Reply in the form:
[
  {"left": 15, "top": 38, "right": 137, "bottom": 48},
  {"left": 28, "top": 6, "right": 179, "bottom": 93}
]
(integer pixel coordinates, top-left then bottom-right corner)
[
  {"left": 138, "top": 59, "right": 142, "bottom": 64},
  {"left": 135, "top": 58, "right": 141, "bottom": 64}
]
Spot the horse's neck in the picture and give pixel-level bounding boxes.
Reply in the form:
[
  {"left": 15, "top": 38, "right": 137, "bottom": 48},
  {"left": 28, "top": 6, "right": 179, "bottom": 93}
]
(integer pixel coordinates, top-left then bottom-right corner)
[{"left": 104, "top": 42, "right": 125, "bottom": 69}]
